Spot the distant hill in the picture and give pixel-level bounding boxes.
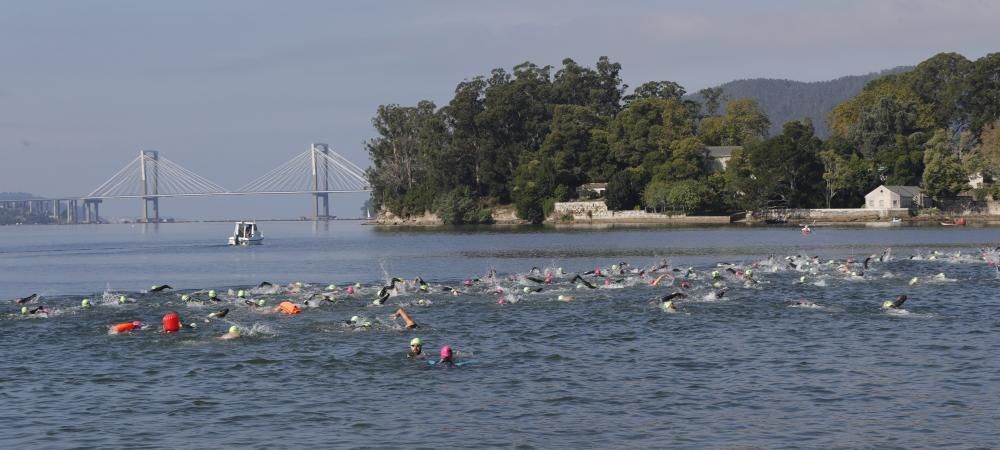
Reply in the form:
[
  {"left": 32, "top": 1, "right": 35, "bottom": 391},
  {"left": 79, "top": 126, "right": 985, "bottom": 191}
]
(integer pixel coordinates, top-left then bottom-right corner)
[{"left": 689, "top": 66, "right": 912, "bottom": 138}]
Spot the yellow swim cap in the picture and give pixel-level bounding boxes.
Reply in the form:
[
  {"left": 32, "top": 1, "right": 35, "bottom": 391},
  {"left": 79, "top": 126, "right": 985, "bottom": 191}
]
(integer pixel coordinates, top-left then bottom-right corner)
[
  {"left": 228, "top": 325, "right": 240, "bottom": 334},
  {"left": 410, "top": 337, "right": 422, "bottom": 346},
  {"left": 208, "top": 290, "right": 217, "bottom": 298}
]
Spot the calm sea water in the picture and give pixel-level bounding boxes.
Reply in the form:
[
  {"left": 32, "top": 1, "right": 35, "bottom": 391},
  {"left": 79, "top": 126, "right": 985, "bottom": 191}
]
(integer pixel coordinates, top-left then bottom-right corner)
[{"left": 1, "top": 222, "right": 998, "bottom": 448}]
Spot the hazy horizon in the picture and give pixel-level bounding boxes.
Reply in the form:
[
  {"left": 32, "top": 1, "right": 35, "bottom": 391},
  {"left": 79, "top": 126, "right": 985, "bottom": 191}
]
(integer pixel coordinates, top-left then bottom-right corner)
[{"left": 2, "top": 0, "right": 997, "bottom": 219}]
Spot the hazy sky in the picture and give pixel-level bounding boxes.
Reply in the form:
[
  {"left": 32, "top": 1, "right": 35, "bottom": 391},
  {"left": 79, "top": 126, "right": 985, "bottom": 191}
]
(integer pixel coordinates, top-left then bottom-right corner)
[{"left": 1, "top": 0, "right": 997, "bottom": 219}]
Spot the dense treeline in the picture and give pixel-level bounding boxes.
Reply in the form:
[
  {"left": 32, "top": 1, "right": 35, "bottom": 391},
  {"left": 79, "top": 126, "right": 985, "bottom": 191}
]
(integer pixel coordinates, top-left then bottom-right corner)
[
  {"left": 366, "top": 57, "right": 768, "bottom": 223},
  {"left": 366, "top": 53, "right": 1000, "bottom": 223}
]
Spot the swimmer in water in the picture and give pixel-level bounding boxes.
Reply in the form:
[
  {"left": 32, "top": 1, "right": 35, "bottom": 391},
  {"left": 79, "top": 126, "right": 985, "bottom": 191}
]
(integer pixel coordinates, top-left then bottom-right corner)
[
  {"left": 407, "top": 337, "right": 424, "bottom": 359},
  {"left": 29, "top": 305, "right": 50, "bottom": 316},
  {"left": 15, "top": 294, "right": 38, "bottom": 304},
  {"left": 438, "top": 345, "right": 454, "bottom": 366},
  {"left": 208, "top": 308, "right": 229, "bottom": 319},
  {"left": 345, "top": 315, "right": 372, "bottom": 328},
  {"left": 149, "top": 285, "right": 172, "bottom": 293},
  {"left": 374, "top": 278, "right": 403, "bottom": 305},
  {"left": 207, "top": 290, "right": 220, "bottom": 302},
  {"left": 111, "top": 321, "right": 143, "bottom": 334},
  {"left": 391, "top": 307, "right": 418, "bottom": 329},
  {"left": 881, "top": 295, "right": 908, "bottom": 310},
  {"left": 570, "top": 274, "right": 597, "bottom": 289},
  {"left": 257, "top": 281, "right": 273, "bottom": 288},
  {"left": 220, "top": 325, "right": 241, "bottom": 340}
]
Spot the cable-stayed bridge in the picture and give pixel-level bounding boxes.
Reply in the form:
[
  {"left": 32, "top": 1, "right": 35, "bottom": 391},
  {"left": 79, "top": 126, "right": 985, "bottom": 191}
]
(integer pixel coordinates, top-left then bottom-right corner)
[{"left": 0, "top": 144, "right": 369, "bottom": 223}]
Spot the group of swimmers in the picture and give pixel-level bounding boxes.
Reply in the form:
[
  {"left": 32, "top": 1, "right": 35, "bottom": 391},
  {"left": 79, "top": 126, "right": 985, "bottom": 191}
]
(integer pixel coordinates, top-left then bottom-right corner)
[{"left": 9, "top": 246, "right": 999, "bottom": 363}]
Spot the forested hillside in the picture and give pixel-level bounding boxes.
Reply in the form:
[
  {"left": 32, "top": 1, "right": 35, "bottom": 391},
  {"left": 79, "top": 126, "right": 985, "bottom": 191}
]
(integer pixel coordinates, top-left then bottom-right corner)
[{"left": 688, "top": 67, "right": 911, "bottom": 138}]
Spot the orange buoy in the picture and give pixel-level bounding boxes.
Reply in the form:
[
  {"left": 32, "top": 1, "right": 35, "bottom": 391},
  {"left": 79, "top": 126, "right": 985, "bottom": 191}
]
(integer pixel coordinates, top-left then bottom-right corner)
[
  {"left": 278, "top": 301, "right": 301, "bottom": 315},
  {"left": 162, "top": 312, "right": 181, "bottom": 333}
]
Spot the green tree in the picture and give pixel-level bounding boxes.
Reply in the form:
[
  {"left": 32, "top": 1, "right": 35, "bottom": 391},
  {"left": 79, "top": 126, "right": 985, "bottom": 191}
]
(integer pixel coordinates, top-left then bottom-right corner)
[
  {"left": 698, "top": 98, "right": 770, "bottom": 146},
  {"left": 698, "top": 87, "right": 725, "bottom": 116},
  {"left": 624, "top": 80, "right": 686, "bottom": 105},
  {"left": 511, "top": 158, "right": 556, "bottom": 224},
  {"left": 366, "top": 101, "right": 443, "bottom": 215},
  {"left": 606, "top": 168, "right": 648, "bottom": 211},
  {"left": 551, "top": 57, "right": 626, "bottom": 117},
  {"left": 538, "top": 105, "right": 609, "bottom": 196},
  {"left": 922, "top": 129, "right": 969, "bottom": 199},
  {"left": 651, "top": 137, "right": 706, "bottom": 182},
  {"left": 608, "top": 98, "right": 694, "bottom": 167},
  {"left": 964, "top": 53, "right": 1000, "bottom": 135},
  {"left": 665, "top": 180, "right": 710, "bottom": 214},
  {"left": 907, "top": 52, "right": 973, "bottom": 133}
]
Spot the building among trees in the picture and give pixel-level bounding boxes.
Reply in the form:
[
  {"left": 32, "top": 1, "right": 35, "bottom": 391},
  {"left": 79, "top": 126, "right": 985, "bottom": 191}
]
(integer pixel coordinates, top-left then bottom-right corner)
[{"left": 864, "top": 185, "right": 930, "bottom": 209}]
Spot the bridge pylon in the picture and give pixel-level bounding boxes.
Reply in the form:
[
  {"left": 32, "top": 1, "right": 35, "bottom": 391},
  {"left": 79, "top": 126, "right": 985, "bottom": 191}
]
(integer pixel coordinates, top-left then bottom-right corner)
[
  {"left": 312, "top": 143, "right": 331, "bottom": 220},
  {"left": 140, "top": 150, "right": 159, "bottom": 223}
]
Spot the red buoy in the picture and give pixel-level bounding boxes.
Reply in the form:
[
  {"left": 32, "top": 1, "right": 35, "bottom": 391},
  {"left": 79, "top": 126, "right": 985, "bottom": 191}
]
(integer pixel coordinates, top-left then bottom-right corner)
[{"left": 162, "top": 312, "right": 181, "bottom": 333}]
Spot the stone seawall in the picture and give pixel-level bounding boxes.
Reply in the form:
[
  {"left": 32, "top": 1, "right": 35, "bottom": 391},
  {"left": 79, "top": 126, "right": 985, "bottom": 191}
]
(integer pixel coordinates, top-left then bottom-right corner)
[
  {"left": 763, "top": 208, "right": 909, "bottom": 222},
  {"left": 551, "top": 201, "right": 733, "bottom": 224},
  {"left": 939, "top": 198, "right": 1000, "bottom": 216}
]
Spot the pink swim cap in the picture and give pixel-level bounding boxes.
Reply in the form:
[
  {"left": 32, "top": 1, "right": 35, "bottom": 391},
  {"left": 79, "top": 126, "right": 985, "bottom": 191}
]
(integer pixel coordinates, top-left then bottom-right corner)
[
  {"left": 132, "top": 321, "right": 142, "bottom": 327},
  {"left": 346, "top": 286, "right": 355, "bottom": 294},
  {"left": 497, "top": 298, "right": 505, "bottom": 304},
  {"left": 440, "top": 345, "right": 453, "bottom": 358},
  {"left": 463, "top": 279, "right": 473, "bottom": 286}
]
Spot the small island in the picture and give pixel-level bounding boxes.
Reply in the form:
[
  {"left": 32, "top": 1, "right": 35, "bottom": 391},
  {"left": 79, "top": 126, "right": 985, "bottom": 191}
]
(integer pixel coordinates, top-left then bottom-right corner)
[{"left": 367, "top": 53, "right": 1000, "bottom": 226}]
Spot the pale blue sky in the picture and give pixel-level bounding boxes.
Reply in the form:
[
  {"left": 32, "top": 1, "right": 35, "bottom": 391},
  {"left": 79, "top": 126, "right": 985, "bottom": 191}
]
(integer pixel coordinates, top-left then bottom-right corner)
[{"left": 1, "top": 0, "right": 997, "bottom": 219}]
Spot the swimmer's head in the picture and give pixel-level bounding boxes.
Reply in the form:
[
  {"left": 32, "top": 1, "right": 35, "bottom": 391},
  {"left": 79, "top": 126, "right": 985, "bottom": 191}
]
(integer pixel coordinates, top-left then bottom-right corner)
[
  {"left": 257, "top": 299, "right": 266, "bottom": 307},
  {"left": 208, "top": 290, "right": 217, "bottom": 298},
  {"left": 81, "top": 298, "right": 91, "bottom": 308},
  {"left": 326, "top": 284, "right": 336, "bottom": 291},
  {"left": 346, "top": 286, "right": 355, "bottom": 294},
  {"left": 132, "top": 321, "right": 142, "bottom": 328},
  {"left": 882, "top": 300, "right": 894, "bottom": 309},
  {"left": 440, "top": 345, "right": 453, "bottom": 358},
  {"left": 463, "top": 279, "right": 473, "bottom": 286},
  {"left": 711, "top": 271, "right": 720, "bottom": 279},
  {"left": 410, "top": 337, "right": 422, "bottom": 347},
  {"left": 350, "top": 315, "right": 360, "bottom": 323},
  {"left": 419, "top": 285, "right": 428, "bottom": 292},
  {"left": 20, "top": 306, "right": 28, "bottom": 315},
  {"left": 576, "top": 283, "right": 585, "bottom": 289},
  {"left": 237, "top": 289, "right": 246, "bottom": 298},
  {"left": 228, "top": 325, "right": 240, "bottom": 335},
  {"left": 119, "top": 295, "right": 126, "bottom": 304},
  {"left": 181, "top": 294, "right": 191, "bottom": 302},
  {"left": 909, "top": 277, "right": 919, "bottom": 285},
  {"left": 354, "top": 283, "right": 361, "bottom": 288},
  {"left": 557, "top": 295, "right": 565, "bottom": 301},
  {"left": 799, "top": 276, "right": 806, "bottom": 283},
  {"left": 523, "top": 287, "right": 531, "bottom": 293}
]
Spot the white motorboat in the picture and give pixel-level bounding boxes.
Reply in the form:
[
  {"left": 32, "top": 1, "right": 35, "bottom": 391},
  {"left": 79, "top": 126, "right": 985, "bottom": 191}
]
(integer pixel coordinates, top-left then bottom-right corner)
[{"left": 228, "top": 221, "right": 263, "bottom": 246}]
